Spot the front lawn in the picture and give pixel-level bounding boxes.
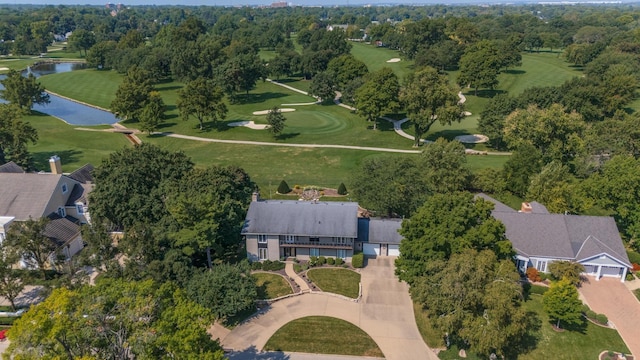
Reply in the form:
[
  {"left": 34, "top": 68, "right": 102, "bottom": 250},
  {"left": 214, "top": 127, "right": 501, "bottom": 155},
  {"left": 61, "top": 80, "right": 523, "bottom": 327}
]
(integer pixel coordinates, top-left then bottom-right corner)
[
  {"left": 264, "top": 316, "right": 383, "bottom": 357},
  {"left": 634, "top": 289, "right": 640, "bottom": 302},
  {"left": 306, "top": 268, "right": 360, "bottom": 298},
  {"left": 253, "top": 273, "right": 293, "bottom": 299}
]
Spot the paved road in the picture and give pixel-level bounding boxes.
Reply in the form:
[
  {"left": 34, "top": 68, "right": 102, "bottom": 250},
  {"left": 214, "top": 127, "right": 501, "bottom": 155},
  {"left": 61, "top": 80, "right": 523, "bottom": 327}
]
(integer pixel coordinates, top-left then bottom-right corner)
[
  {"left": 222, "top": 257, "right": 438, "bottom": 360},
  {"left": 579, "top": 276, "right": 640, "bottom": 357}
]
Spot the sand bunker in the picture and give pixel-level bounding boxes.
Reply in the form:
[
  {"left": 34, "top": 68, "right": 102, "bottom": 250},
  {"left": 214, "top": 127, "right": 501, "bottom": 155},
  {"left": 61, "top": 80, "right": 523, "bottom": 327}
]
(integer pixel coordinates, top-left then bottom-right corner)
[
  {"left": 386, "top": 58, "right": 401, "bottom": 63},
  {"left": 227, "top": 121, "right": 269, "bottom": 130},
  {"left": 455, "top": 134, "right": 489, "bottom": 144},
  {"left": 0, "top": 67, "right": 9, "bottom": 71},
  {"left": 252, "top": 108, "right": 296, "bottom": 115}
]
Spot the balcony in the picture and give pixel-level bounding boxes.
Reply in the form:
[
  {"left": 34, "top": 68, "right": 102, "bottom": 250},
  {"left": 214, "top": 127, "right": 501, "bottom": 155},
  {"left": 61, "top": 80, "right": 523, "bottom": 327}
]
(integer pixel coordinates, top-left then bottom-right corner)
[{"left": 279, "top": 241, "right": 352, "bottom": 249}]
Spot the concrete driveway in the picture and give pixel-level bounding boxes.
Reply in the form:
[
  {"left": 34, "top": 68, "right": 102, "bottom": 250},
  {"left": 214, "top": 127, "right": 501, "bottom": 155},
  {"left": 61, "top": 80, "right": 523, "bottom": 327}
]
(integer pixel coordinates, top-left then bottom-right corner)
[
  {"left": 579, "top": 277, "right": 640, "bottom": 357},
  {"left": 221, "top": 257, "right": 438, "bottom": 360}
]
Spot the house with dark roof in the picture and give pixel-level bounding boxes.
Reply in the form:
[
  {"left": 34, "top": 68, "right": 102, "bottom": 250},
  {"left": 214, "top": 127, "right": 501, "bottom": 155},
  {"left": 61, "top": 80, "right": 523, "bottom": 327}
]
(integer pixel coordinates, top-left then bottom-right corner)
[
  {"left": 478, "top": 194, "right": 632, "bottom": 282},
  {"left": 0, "top": 156, "right": 94, "bottom": 267},
  {"left": 243, "top": 194, "right": 404, "bottom": 261}
]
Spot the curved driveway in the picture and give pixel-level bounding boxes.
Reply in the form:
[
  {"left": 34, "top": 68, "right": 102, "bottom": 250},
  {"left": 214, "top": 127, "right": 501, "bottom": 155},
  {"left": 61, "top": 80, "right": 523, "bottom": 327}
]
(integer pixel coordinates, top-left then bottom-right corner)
[{"left": 221, "top": 257, "right": 438, "bottom": 360}]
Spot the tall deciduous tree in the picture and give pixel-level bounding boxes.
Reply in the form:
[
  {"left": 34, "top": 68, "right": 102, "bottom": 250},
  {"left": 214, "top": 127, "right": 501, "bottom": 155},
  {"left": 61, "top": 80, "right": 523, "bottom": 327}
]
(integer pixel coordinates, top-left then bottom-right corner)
[
  {"left": 6, "top": 217, "right": 57, "bottom": 279},
  {"left": 0, "top": 103, "right": 38, "bottom": 169},
  {"left": 0, "top": 70, "right": 50, "bottom": 111},
  {"left": 355, "top": 67, "right": 399, "bottom": 130},
  {"left": 138, "top": 91, "right": 165, "bottom": 134},
  {"left": 421, "top": 138, "right": 471, "bottom": 193},
  {"left": 266, "top": 106, "right": 286, "bottom": 138},
  {"left": 396, "top": 192, "right": 513, "bottom": 284},
  {"left": 400, "top": 67, "right": 463, "bottom": 146},
  {"left": 0, "top": 241, "right": 24, "bottom": 311},
  {"left": 542, "top": 278, "right": 584, "bottom": 329},
  {"left": 68, "top": 29, "right": 96, "bottom": 56},
  {"left": 457, "top": 40, "right": 502, "bottom": 95},
  {"left": 177, "top": 78, "right": 228, "bottom": 130},
  {"left": 110, "top": 66, "right": 154, "bottom": 123},
  {"left": 308, "top": 71, "right": 336, "bottom": 103}
]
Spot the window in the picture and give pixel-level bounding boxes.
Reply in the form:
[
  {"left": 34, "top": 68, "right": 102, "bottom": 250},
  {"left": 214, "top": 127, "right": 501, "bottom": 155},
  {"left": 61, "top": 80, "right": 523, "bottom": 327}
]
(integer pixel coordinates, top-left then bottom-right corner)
[
  {"left": 285, "top": 235, "right": 296, "bottom": 244},
  {"left": 334, "top": 237, "right": 349, "bottom": 244},
  {"left": 258, "top": 248, "right": 268, "bottom": 260},
  {"left": 535, "top": 260, "right": 547, "bottom": 272},
  {"left": 61, "top": 183, "right": 68, "bottom": 194},
  {"left": 258, "top": 235, "right": 268, "bottom": 243},
  {"left": 310, "top": 248, "right": 319, "bottom": 257},
  {"left": 76, "top": 203, "right": 84, "bottom": 214},
  {"left": 310, "top": 237, "right": 319, "bottom": 242},
  {"left": 337, "top": 249, "right": 347, "bottom": 259},
  {"left": 57, "top": 207, "right": 66, "bottom": 218}
]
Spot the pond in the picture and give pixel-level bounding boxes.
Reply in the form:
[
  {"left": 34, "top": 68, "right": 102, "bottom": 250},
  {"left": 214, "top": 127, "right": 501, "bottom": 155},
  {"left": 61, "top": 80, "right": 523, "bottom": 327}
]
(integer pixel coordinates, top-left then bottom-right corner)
[{"left": 0, "top": 62, "right": 118, "bottom": 126}]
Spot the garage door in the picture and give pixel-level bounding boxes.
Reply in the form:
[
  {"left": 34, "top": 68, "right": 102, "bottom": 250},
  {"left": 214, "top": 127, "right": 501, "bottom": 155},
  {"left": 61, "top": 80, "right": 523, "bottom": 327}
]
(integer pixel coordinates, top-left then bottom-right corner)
[
  {"left": 583, "top": 265, "right": 597, "bottom": 275},
  {"left": 388, "top": 245, "right": 400, "bottom": 256},
  {"left": 601, "top": 266, "right": 623, "bottom": 277},
  {"left": 363, "top": 243, "right": 380, "bottom": 256}
]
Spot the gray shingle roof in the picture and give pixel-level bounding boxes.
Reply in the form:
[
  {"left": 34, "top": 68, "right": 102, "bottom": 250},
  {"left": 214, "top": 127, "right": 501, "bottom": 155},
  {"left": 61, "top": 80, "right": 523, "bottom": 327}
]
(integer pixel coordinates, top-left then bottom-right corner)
[
  {"left": 0, "top": 162, "right": 24, "bottom": 173},
  {"left": 368, "top": 218, "right": 403, "bottom": 244},
  {"left": 242, "top": 200, "right": 359, "bottom": 237},
  {"left": 67, "top": 164, "right": 94, "bottom": 184},
  {"left": 475, "top": 193, "right": 516, "bottom": 213},
  {"left": 45, "top": 213, "right": 81, "bottom": 247},
  {"left": 529, "top": 201, "right": 549, "bottom": 214},
  {"left": 0, "top": 173, "right": 67, "bottom": 220}
]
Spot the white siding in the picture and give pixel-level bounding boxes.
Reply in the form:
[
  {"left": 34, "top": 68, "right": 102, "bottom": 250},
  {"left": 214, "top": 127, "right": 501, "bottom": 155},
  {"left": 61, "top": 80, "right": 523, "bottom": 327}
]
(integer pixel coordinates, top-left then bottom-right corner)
[{"left": 388, "top": 245, "right": 400, "bottom": 256}]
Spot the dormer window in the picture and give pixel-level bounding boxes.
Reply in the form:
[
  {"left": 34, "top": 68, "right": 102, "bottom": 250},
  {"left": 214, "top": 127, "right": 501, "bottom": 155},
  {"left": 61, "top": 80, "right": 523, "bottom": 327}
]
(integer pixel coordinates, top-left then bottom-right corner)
[{"left": 61, "top": 183, "right": 68, "bottom": 194}]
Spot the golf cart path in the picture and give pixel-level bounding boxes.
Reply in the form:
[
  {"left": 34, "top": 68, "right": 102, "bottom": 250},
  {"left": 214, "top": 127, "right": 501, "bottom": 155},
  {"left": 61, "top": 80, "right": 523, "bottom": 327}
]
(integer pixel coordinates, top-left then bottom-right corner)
[{"left": 221, "top": 257, "right": 439, "bottom": 360}]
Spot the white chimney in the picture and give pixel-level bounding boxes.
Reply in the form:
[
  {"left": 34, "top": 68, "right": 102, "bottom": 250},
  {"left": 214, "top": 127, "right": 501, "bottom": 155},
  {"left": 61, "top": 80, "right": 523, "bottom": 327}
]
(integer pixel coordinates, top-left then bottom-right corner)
[
  {"left": 49, "top": 155, "right": 62, "bottom": 174},
  {"left": 520, "top": 202, "right": 533, "bottom": 213},
  {"left": 252, "top": 192, "right": 260, "bottom": 202}
]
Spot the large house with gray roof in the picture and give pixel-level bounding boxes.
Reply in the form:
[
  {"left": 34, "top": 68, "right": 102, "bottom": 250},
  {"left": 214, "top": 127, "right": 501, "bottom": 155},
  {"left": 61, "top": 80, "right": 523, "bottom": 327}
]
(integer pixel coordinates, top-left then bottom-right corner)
[
  {"left": 0, "top": 157, "right": 93, "bottom": 267},
  {"left": 479, "top": 194, "right": 632, "bottom": 282},
  {"left": 243, "top": 194, "right": 403, "bottom": 262}
]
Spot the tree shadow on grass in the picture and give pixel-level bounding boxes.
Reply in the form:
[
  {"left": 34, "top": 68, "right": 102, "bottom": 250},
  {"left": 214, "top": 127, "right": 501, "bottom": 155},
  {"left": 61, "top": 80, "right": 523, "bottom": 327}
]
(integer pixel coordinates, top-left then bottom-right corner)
[
  {"left": 553, "top": 317, "right": 587, "bottom": 334},
  {"left": 236, "top": 92, "right": 288, "bottom": 105},
  {"left": 467, "top": 89, "right": 506, "bottom": 99},
  {"left": 275, "top": 132, "right": 300, "bottom": 140},
  {"left": 425, "top": 129, "right": 472, "bottom": 142},
  {"left": 227, "top": 346, "right": 291, "bottom": 360},
  {"left": 155, "top": 85, "right": 182, "bottom": 92},
  {"left": 32, "top": 149, "right": 82, "bottom": 171},
  {"left": 504, "top": 69, "right": 525, "bottom": 75}
]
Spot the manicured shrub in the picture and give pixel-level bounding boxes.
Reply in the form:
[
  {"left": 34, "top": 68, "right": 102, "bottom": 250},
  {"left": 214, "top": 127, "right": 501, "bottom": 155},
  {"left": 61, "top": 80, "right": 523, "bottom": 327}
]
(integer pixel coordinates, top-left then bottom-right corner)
[
  {"left": 0, "top": 317, "right": 17, "bottom": 326},
  {"left": 586, "top": 310, "right": 597, "bottom": 320},
  {"left": 526, "top": 267, "right": 542, "bottom": 282},
  {"left": 251, "top": 262, "right": 263, "bottom": 270},
  {"left": 318, "top": 256, "right": 327, "bottom": 265},
  {"left": 309, "top": 256, "right": 318, "bottom": 267},
  {"left": 626, "top": 272, "right": 635, "bottom": 281},
  {"left": 277, "top": 180, "right": 291, "bottom": 194},
  {"left": 581, "top": 304, "right": 590, "bottom": 314},
  {"left": 301, "top": 263, "right": 309, "bottom": 271},
  {"left": 596, "top": 313, "right": 608, "bottom": 325},
  {"left": 539, "top": 272, "right": 552, "bottom": 281},
  {"left": 263, "top": 260, "right": 285, "bottom": 271},
  {"left": 632, "top": 263, "right": 640, "bottom": 272},
  {"left": 326, "top": 257, "right": 335, "bottom": 265},
  {"left": 335, "top": 258, "right": 344, "bottom": 266},
  {"left": 337, "top": 182, "right": 348, "bottom": 195},
  {"left": 352, "top": 252, "right": 364, "bottom": 268}
]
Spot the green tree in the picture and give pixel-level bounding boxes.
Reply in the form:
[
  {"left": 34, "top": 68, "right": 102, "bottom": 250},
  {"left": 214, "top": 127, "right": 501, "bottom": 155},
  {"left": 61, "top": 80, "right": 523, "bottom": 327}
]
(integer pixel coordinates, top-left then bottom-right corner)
[
  {"left": 67, "top": 29, "right": 96, "bottom": 56},
  {"left": 0, "top": 103, "right": 38, "bottom": 169},
  {"left": 396, "top": 192, "right": 513, "bottom": 284},
  {"left": 526, "top": 161, "right": 584, "bottom": 214},
  {"left": 266, "top": 106, "right": 286, "bottom": 138},
  {"left": 421, "top": 138, "right": 471, "bottom": 193},
  {"left": 277, "top": 180, "right": 291, "bottom": 194},
  {"left": 400, "top": 68, "right": 463, "bottom": 146},
  {"left": 186, "top": 262, "right": 257, "bottom": 320},
  {"left": 138, "top": 91, "right": 165, "bottom": 134},
  {"left": 308, "top": 71, "right": 336, "bottom": 103},
  {"left": 477, "top": 93, "right": 519, "bottom": 150},
  {"left": 355, "top": 67, "right": 399, "bottom": 130},
  {"left": 6, "top": 217, "right": 58, "bottom": 279},
  {"left": 0, "top": 241, "right": 25, "bottom": 311},
  {"left": 166, "top": 166, "right": 255, "bottom": 268},
  {"left": 0, "top": 70, "right": 50, "bottom": 111},
  {"left": 548, "top": 261, "right": 585, "bottom": 286},
  {"left": 326, "top": 54, "right": 368, "bottom": 89},
  {"left": 110, "top": 66, "right": 154, "bottom": 123},
  {"left": 503, "top": 144, "right": 544, "bottom": 197},
  {"left": 177, "top": 78, "right": 228, "bottom": 130},
  {"left": 542, "top": 278, "right": 584, "bottom": 329},
  {"left": 457, "top": 40, "right": 502, "bottom": 95},
  {"left": 90, "top": 143, "right": 194, "bottom": 229},
  {"left": 218, "top": 53, "right": 266, "bottom": 99},
  {"left": 86, "top": 40, "right": 117, "bottom": 69}
]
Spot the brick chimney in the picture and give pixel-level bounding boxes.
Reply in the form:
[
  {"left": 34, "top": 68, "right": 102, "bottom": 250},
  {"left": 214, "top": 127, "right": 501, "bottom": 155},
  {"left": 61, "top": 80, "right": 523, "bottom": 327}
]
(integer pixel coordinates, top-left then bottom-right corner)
[
  {"left": 251, "top": 192, "right": 260, "bottom": 202},
  {"left": 49, "top": 155, "right": 62, "bottom": 174},
  {"left": 520, "top": 202, "right": 533, "bottom": 213}
]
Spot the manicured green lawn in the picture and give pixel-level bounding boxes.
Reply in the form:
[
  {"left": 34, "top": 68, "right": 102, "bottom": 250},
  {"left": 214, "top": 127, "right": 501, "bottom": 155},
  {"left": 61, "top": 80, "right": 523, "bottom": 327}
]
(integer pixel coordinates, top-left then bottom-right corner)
[
  {"left": 306, "top": 268, "right": 360, "bottom": 298},
  {"left": 37, "top": 69, "right": 123, "bottom": 110},
  {"left": 634, "top": 289, "right": 640, "bottom": 302},
  {"left": 350, "top": 42, "right": 413, "bottom": 80},
  {"left": 253, "top": 273, "right": 293, "bottom": 299},
  {"left": 413, "top": 302, "right": 445, "bottom": 349},
  {"left": 25, "top": 112, "right": 130, "bottom": 171},
  {"left": 264, "top": 316, "right": 383, "bottom": 357}
]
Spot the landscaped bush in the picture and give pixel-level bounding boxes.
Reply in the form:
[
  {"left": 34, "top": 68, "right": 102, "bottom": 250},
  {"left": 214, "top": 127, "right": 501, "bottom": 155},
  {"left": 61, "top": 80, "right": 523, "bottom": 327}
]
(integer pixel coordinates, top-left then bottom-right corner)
[
  {"left": 596, "top": 313, "right": 608, "bottom": 325},
  {"left": 526, "top": 267, "right": 542, "bottom": 282},
  {"left": 632, "top": 263, "right": 640, "bottom": 272},
  {"left": 318, "top": 256, "right": 326, "bottom": 265},
  {"left": 626, "top": 272, "right": 635, "bottom": 281},
  {"left": 262, "top": 260, "right": 285, "bottom": 271},
  {"left": 277, "top": 180, "right": 291, "bottom": 194},
  {"left": 586, "top": 310, "right": 597, "bottom": 320},
  {"left": 327, "top": 257, "right": 335, "bottom": 265},
  {"left": 309, "top": 256, "right": 318, "bottom": 267},
  {"left": 627, "top": 250, "right": 640, "bottom": 265},
  {"left": 251, "top": 262, "right": 263, "bottom": 270},
  {"left": 539, "top": 272, "right": 552, "bottom": 281},
  {"left": 0, "top": 317, "right": 18, "bottom": 326},
  {"left": 335, "top": 258, "right": 344, "bottom": 266},
  {"left": 352, "top": 252, "right": 364, "bottom": 268},
  {"left": 337, "top": 182, "right": 348, "bottom": 195}
]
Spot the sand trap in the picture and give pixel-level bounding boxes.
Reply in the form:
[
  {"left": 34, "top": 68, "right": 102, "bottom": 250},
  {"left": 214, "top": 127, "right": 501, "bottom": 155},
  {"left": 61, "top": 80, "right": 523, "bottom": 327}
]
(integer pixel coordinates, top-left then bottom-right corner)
[
  {"left": 227, "top": 121, "right": 269, "bottom": 130},
  {"left": 0, "top": 67, "right": 9, "bottom": 71},
  {"left": 455, "top": 134, "right": 489, "bottom": 144},
  {"left": 252, "top": 108, "right": 296, "bottom": 115},
  {"left": 386, "top": 58, "right": 401, "bottom": 63}
]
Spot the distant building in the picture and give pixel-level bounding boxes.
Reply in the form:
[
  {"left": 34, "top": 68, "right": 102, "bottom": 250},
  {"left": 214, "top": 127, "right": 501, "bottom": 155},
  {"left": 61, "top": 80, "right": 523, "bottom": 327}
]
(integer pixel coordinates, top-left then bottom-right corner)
[{"left": 271, "top": 1, "right": 288, "bottom": 7}]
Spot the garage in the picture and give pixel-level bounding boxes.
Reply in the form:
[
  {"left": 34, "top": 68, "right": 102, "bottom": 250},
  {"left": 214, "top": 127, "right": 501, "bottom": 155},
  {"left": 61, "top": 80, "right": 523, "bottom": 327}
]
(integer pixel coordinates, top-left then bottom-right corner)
[
  {"left": 363, "top": 243, "right": 380, "bottom": 256},
  {"left": 601, "top": 266, "right": 624, "bottom": 277},
  {"left": 388, "top": 245, "right": 400, "bottom": 256}
]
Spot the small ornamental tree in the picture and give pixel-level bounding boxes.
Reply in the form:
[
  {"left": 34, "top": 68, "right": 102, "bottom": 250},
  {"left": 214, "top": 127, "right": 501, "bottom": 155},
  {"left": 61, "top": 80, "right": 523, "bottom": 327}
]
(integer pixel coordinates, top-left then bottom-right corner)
[
  {"left": 548, "top": 261, "right": 585, "bottom": 286},
  {"left": 277, "top": 180, "right": 291, "bottom": 194},
  {"left": 526, "top": 267, "right": 542, "bottom": 282},
  {"left": 543, "top": 278, "right": 584, "bottom": 330},
  {"left": 337, "top": 182, "right": 348, "bottom": 195},
  {"left": 266, "top": 106, "right": 286, "bottom": 138}
]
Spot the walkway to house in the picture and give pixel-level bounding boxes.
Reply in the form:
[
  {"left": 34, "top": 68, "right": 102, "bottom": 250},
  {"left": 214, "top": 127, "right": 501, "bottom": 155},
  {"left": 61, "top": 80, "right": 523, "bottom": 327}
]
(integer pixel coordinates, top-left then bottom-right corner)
[
  {"left": 284, "top": 262, "right": 309, "bottom": 292},
  {"left": 221, "top": 257, "right": 438, "bottom": 360},
  {"left": 579, "top": 277, "right": 640, "bottom": 357}
]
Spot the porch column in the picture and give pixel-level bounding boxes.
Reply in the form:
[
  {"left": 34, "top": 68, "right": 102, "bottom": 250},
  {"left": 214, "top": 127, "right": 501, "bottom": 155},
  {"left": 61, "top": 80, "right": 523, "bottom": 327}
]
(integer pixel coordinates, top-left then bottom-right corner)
[
  {"left": 596, "top": 265, "right": 602, "bottom": 281},
  {"left": 620, "top": 267, "right": 628, "bottom": 283}
]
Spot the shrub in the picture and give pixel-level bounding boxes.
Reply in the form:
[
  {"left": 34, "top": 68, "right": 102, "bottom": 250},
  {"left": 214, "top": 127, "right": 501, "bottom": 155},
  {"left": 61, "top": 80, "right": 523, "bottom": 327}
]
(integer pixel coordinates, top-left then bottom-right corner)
[
  {"left": 337, "top": 182, "right": 348, "bottom": 195},
  {"left": 596, "top": 313, "right": 608, "bottom": 325},
  {"left": 277, "top": 180, "right": 291, "bottom": 194},
  {"left": 627, "top": 250, "right": 640, "bottom": 265},
  {"left": 327, "top": 257, "right": 335, "bottom": 265},
  {"left": 632, "top": 263, "right": 640, "bottom": 272},
  {"left": 352, "top": 252, "right": 364, "bottom": 268},
  {"left": 301, "top": 263, "right": 309, "bottom": 271},
  {"left": 539, "top": 272, "right": 552, "bottom": 281},
  {"left": 251, "top": 262, "right": 263, "bottom": 270},
  {"left": 263, "top": 260, "right": 285, "bottom": 271},
  {"left": 0, "top": 317, "right": 17, "bottom": 326},
  {"left": 526, "top": 267, "right": 542, "bottom": 282},
  {"left": 626, "top": 272, "right": 635, "bottom": 281},
  {"left": 309, "top": 256, "right": 318, "bottom": 267},
  {"left": 335, "top": 258, "right": 344, "bottom": 266},
  {"left": 586, "top": 310, "right": 597, "bottom": 320},
  {"left": 318, "top": 256, "right": 326, "bottom": 265},
  {"left": 294, "top": 184, "right": 301, "bottom": 190},
  {"left": 580, "top": 304, "right": 590, "bottom": 314}
]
